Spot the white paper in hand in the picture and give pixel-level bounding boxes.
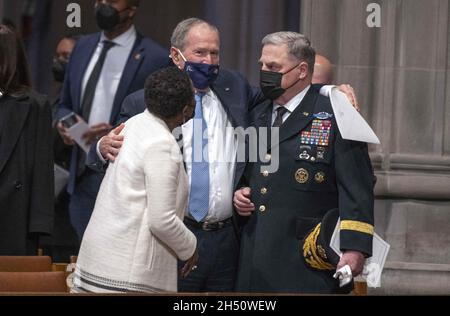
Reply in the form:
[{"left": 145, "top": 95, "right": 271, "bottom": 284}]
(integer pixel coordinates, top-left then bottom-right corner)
[
  {"left": 361, "top": 234, "right": 390, "bottom": 288},
  {"left": 67, "top": 120, "right": 91, "bottom": 154},
  {"left": 330, "top": 87, "right": 380, "bottom": 144},
  {"left": 330, "top": 219, "right": 390, "bottom": 288},
  {"left": 54, "top": 164, "right": 69, "bottom": 198}
]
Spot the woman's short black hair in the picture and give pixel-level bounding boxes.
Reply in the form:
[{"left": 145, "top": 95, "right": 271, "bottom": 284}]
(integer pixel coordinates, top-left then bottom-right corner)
[
  {"left": 0, "top": 24, "right": 31, "bottom": 95},
  {"left": 145, "top": 67, "right": 194, "bottom": 119}
]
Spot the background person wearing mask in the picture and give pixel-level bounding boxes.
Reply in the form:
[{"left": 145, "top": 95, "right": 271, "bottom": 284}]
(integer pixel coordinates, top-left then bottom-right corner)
[
  {"left": 40, "top": 34, "right": 82, "bottom": 262},
  {"left": 55, "top": 0, "right": 169, "bottom": 242},
  {"left": 51, "top": 34, "right": 82, "bottom": 110},
  {"left": 0, "top": 24, "right": 54, "bottom": 255},
  {"left": 73, "top": 67, "right": 198, "bottom": 293}
]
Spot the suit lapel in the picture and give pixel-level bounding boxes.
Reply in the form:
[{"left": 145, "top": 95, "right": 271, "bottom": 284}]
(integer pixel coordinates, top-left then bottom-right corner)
[
  {"left": 253, "top": 101, "right": 273, "bottom": 154},
  {"left": 73, "top": 33, "right": 101, "bottom": 114},
  {"left": 212, "top": 74, "right": 246, "bottom": 129},
  {"left": 254, "top": 100, "right": 273, "bottom": 129},
  {"left": 0, "top": 95, "right": 30, "bottom": 174},
  {"left": 110, "top": 33, "right": 145, "bottom": 122},
  {"left": 211, "top": 73, "right": 249, "bottom": 189}
]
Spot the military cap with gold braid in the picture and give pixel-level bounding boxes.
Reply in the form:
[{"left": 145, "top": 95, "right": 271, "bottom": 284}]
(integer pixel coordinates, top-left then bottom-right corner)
[{"left": 302, "top": 208, "right": 374, "bottom": 271}]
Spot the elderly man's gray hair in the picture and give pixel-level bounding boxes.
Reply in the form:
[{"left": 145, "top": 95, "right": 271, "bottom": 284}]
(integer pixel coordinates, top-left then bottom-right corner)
[
  {"left": 262, "top": 32, "right": 316, "bottom": 74},
  {"left": 171, "top": 18, "right": 220, "bottom": 51}
]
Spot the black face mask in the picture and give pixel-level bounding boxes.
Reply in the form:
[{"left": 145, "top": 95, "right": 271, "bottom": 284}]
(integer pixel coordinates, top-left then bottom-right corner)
[
  {"left": 52, "top": 59, "right": 67, "bottom": 83},
  {"left": 260, "top": 63, "right": 301, "bottom": 100},
  {"left": 95, "top": 3, "right": 129, "bottom": 32}
]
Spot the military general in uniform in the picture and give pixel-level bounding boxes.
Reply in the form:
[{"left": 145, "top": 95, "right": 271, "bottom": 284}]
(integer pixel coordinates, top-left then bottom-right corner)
[{"left": 233, "top": 32, "right": 375, "bottom": 294}]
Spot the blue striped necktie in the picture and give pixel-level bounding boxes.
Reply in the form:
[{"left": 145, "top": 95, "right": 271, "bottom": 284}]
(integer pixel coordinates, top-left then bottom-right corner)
[{"left": 188, "top": 92, "right": 210, "bottom": 222}]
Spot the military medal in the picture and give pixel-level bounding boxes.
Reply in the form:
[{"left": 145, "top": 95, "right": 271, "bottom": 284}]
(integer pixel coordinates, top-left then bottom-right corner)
[
  {"left": 299, "top": 150, "right": 310, "bottom": 160},
  {"left": 316, "top": 147, "right": 325, "bottom": 160},
  {"left": 295, "top": 168, "right": 309, "bottom": 184},
  {"left": 313, "top": 112, "right": 333, "bottom": 120},
  {"left": 301, "top": 119, "right": 331, "bottom": 146}
]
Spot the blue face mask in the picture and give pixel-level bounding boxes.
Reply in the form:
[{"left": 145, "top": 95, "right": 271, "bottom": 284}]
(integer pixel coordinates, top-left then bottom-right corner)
[{"left": 177, "top": 49, "right": 220, "bottom": 90}]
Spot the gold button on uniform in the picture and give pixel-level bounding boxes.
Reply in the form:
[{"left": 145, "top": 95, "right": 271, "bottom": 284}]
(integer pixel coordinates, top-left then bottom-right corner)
[
  {"left": 261, "top": 188, "right": 268, "bottom": 195},
  {"left": 259, "top": 205, "right": 266, "bottom": 212},
  {"left": 265, "top": 154, "right": 271, "bottom": 161},
  {"left": 262, "top": 170, "right": 269, "bottom": 177}
]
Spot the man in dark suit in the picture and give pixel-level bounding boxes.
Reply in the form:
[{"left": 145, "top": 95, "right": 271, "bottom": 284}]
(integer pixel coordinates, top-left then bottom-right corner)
[
  {"left": 56, "top": 0, "right": 169, "bottom": 241},
  {"left": 92, "top": 22, "right": 361, "bottom": 292},
  {"left": 90, "top": 18, "right": 261, "bottom": 292},
  {"left": 233, "top": 32, "right": 374, "bottom": 293}
]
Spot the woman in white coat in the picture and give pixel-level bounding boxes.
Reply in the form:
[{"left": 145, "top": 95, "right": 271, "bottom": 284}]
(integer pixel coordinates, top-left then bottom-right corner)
[{"left": 73, "top": 67, "right": 198, "bottom": 293}]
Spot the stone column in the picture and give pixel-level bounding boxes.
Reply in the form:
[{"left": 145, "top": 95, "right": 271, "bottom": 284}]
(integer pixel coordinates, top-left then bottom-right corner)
[
  {"left": 204, "top": 0, "right": 291, "bottom": 85},
  {"left": 301, "top": 0, "right": 450, "bottom": 294}
]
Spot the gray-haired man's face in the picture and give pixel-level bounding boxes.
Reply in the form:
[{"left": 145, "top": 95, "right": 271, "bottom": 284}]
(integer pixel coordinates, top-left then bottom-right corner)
[{"left": 171, "top": 23, "right": 220, "bottom": 69}]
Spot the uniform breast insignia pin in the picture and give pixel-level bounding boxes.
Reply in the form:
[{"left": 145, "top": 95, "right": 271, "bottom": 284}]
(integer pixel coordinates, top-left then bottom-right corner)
[
  {"left": 299, "top": 150, "right": 310, "bottom": 160},
  {"left": 313, "top": 112, "right": 333, "bottom": 120},
  {"left": 314, "top": 171, "right": 326, "bottom": 184},
  {"left": 316, "top": 147, "right": 325, "bottom": 160},
  {"left": 295, "top": 168, "right": 309, "bottom": 184}
]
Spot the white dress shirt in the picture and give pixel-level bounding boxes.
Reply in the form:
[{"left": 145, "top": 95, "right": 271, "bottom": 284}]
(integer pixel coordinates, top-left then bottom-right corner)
[
  {"left": 182, "top": 90, "right": 237, "bottom": 222},
  {"left": 81, "top": 26, "right": 136, "bottom": 125},
  {"left": 272, "top": 85, "right": 311, "bottom": 125}
]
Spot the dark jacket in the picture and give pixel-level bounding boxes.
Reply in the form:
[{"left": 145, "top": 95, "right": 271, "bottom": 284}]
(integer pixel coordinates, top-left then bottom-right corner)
[
  {"left": 0, "top": 90, "right": 54, "bottom": 255},
  {"left": 56, "top": 31, "right": 170, "bottom": 194},
  {"left": 235, "top": 87, "right": 375, "bottom": 293}
]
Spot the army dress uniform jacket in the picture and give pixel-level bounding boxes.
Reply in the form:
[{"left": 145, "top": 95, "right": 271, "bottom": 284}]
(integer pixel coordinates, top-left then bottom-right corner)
[{"left": 235, "top": 87, "right": 375, "bottom": 294}]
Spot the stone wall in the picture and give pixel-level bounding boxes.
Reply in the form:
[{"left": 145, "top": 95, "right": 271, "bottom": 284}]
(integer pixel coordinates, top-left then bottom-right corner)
[{"left": 301, "top": 0, "right": 450, "bottom": 294}]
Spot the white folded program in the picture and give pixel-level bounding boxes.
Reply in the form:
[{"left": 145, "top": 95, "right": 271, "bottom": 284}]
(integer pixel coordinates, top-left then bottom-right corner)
[
  {"left": 330, "top": 219, "right": 391, "bottom": 288},
  {"left": 329, "top": 87, "right": 381, "bottom": 144}
]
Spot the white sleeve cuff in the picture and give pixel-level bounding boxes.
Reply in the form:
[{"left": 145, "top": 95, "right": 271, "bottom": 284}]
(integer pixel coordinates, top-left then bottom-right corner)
[{"left": 96, "top": 137, "right": 108, "bottom": 164}]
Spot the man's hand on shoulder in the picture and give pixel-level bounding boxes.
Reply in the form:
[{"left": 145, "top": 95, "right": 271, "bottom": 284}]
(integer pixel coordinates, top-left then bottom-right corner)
[
  {"left": 99, "top": 123, "right": 125, "bottom": 162},
  {"left": 337, "top": 84, "right": 360, "bottom": 111}
]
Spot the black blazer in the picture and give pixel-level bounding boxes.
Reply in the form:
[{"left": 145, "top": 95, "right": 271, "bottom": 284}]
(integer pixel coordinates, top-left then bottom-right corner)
[
  {"left": 56, "top": 30, "right": 170, "bottom": 194},
  {"left": 0, "top": 90, "right": 54, "bottom": 255}
]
